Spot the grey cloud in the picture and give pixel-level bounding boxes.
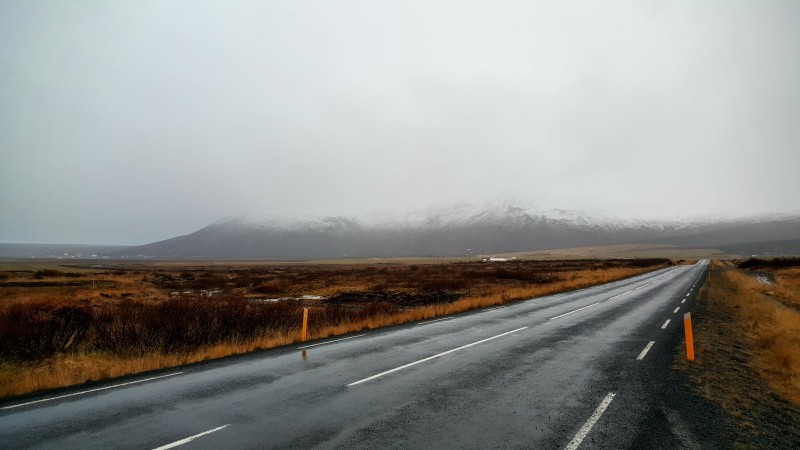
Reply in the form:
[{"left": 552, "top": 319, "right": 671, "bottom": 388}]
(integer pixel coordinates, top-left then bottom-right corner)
[{"left": 1, "top": 0, "right": 799, "bottom": 244}]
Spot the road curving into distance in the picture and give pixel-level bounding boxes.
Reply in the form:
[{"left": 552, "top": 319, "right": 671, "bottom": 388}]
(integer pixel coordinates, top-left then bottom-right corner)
[{"left": 0, "top": 261, "right": 714, "bottom": 449}]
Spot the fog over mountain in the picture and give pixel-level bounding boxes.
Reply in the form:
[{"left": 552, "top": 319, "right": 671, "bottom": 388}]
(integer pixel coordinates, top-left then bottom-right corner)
[{"left": 106, "top": 199, "right": 800, "bottom": 259}]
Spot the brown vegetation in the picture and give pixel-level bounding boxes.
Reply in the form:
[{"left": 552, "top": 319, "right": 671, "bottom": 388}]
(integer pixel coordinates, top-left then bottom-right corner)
[
  {"left": 736, "top": 256, "right": 800, "bottom": 270},
  {"left": 0, "top": 258, "right": 669, "bottom": 399},
  {"left": 679, "top": 260, "right": 800, "bottom": 446}
]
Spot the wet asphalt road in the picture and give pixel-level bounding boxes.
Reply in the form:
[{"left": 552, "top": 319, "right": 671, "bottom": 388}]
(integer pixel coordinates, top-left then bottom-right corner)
[{"left": 0, "top": 261, "right": 711, "bottom": 449}]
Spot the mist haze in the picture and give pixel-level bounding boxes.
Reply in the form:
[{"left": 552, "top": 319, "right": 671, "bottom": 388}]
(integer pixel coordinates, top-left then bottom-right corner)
[{"left": 2, "top": 1, "right": 799, "bottom": 245}]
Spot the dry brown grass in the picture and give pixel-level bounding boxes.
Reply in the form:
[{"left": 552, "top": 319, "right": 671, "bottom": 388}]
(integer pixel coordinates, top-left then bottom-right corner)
[
  {"left": 0, "top": 333, "right": 295, "bottom": 398},
  {"left": 0, "top": 261, "right": 665, "bottom": 399},
  {"left": 772, "top": 268, "right": 800, "bottom": 305},
  {"left": 502, "top": 244, "right": 723, "bottom": 260},
  {"left": 309, "top": 266, "right": 647, "bottom": 338},
  {"left": 0, "top": 271, "right": 165, "bottom": 309},
  {"left": 677, "top": 261, "right": 800, "bottom": 446},
  {"left": 698, "top": 262, "right": 800, "bottom": 406}
]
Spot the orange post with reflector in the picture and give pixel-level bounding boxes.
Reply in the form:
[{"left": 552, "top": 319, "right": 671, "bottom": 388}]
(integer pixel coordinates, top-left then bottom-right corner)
[
  {"left": 301, "top": 308, "right": 309, "bottom": 342},
  {"left": 683, "top": 312, "right": 695, "bottom": 361}
]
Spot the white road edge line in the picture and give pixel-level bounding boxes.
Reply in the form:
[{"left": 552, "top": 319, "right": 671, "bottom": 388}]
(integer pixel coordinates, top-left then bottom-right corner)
[
  {"left": 636, "top": 341, "right": 655, "bottom": 361},
  {"left": 414, "top": 317, "right": 453, "bottom": 326},
  {"left": 297, "top": 334, "right": 368, "bottom": 350},
  {"left": 152, "top": 424, "right": 230, "bottom": 450},
  {"left": 549, "top": 303, "right": 599, "bottom": 321},
  {"left": 673, "top": 307, "right": 680, "bottom": 313},
  {"left": 347, "top": 327, "right": 528, "bottom": 386},
  {"left": 1, "top": 372, "right": 184, "bottom": 410},
  {"left": 564, "top": 392, "right": 616, "bottom": 450},
  {"left": 606, "top": 290, "right": 632, "bottom": 300},
  {"left": 661, "top": 319, "right": 671, "bottom": 329}
]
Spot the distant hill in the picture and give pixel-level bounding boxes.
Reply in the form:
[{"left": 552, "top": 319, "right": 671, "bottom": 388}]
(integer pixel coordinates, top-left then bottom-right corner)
[
  {"left": 107, "top": 200, "right": 800, "bottom": 259},
  {"left": 710, "top": 238, "right": 800, "bottom": 256}
]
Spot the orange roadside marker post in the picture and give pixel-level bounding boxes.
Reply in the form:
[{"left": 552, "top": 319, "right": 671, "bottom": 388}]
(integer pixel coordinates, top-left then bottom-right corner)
[
  {"left": 301, "top": 307, "right": 309, "bottom": 342},
  {"left": 684, "top": 312, "right": 695, "bottom": 361}
]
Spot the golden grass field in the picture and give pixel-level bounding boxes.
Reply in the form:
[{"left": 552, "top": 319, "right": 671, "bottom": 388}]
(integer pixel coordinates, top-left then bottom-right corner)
[
  {"left": 678, "top": 258, "right": 800, "bottom": 445},
  {"left": 717, "top": 266, "right": 800, "bottom": 405},
  {"left": 489, "top": 243, "right": 723, "bottom": 260}
]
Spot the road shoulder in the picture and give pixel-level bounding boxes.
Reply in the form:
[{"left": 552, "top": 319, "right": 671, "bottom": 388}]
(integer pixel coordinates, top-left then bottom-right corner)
[{"left": 676, "top": 265, "right": 800, "bottom": 448}]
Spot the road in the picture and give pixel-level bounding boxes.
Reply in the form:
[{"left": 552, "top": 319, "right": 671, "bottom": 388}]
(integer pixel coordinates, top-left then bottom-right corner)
[{"left": 0, "top": 261, "right": 713, "bottom": 449}]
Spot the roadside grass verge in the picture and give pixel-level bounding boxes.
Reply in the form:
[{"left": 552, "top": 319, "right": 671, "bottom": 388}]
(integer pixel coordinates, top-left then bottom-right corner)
[
  {"left": 723, "top": 270, "right": 800, "bottom": 404},
  {"left": 679, "top": 260, "right": 800, "bottom": 446},
  {"left": 0, "top": 262, "right": 666, "bottom": 399}
]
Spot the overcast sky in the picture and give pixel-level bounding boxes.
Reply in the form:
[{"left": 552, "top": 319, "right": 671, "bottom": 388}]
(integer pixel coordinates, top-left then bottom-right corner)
[{"left": 2, "top": 1, "right": 799, "bottom": 245}]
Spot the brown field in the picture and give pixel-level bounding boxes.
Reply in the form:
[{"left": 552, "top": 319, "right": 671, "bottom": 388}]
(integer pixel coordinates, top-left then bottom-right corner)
[
  {"left": 678, "top": 258, "right": 800, "bottom": 445},
  {"left": 494, "top": 243, "right": 723, "bottom": 260},
  {"left": 0, "top": 257, "right": 671, "bottom": 399}
]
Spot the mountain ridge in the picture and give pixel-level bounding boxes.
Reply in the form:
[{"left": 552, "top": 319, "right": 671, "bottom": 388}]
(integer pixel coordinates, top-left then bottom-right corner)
[{"left": 111, "top": 200, "right": 800, "bottom": 259}]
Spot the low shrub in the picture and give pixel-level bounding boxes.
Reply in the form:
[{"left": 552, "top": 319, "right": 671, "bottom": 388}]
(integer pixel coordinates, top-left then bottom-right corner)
[
  {"left": 737, "top": 257, "right": 800, "bottom": 270},
  {"left": 0, "top": 303, "right": 90, "bottom": 362},
  {"left": 32, "top": 269, "right": 65, "bottom": 279}
]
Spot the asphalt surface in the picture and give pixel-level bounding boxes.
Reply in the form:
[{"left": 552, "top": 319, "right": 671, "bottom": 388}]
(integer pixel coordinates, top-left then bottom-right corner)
[{"left": 0, "top": 261, "right": 713, "bottom": 449}]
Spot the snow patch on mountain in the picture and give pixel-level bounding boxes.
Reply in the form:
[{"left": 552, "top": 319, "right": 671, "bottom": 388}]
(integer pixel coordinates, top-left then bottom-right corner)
[{"left": 221, "top": 197, "right": 704, "bottom": 233}]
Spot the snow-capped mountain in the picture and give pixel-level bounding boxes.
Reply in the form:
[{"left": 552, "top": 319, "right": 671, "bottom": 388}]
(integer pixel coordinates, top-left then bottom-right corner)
[{"left": 114, "top": 199, "right": 800, "bottom": 259}]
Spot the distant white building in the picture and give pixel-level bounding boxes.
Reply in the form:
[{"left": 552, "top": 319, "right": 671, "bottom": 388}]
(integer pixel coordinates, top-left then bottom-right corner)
[{"left": 481, "top": 255, "right": 517, "bottom": 262}]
